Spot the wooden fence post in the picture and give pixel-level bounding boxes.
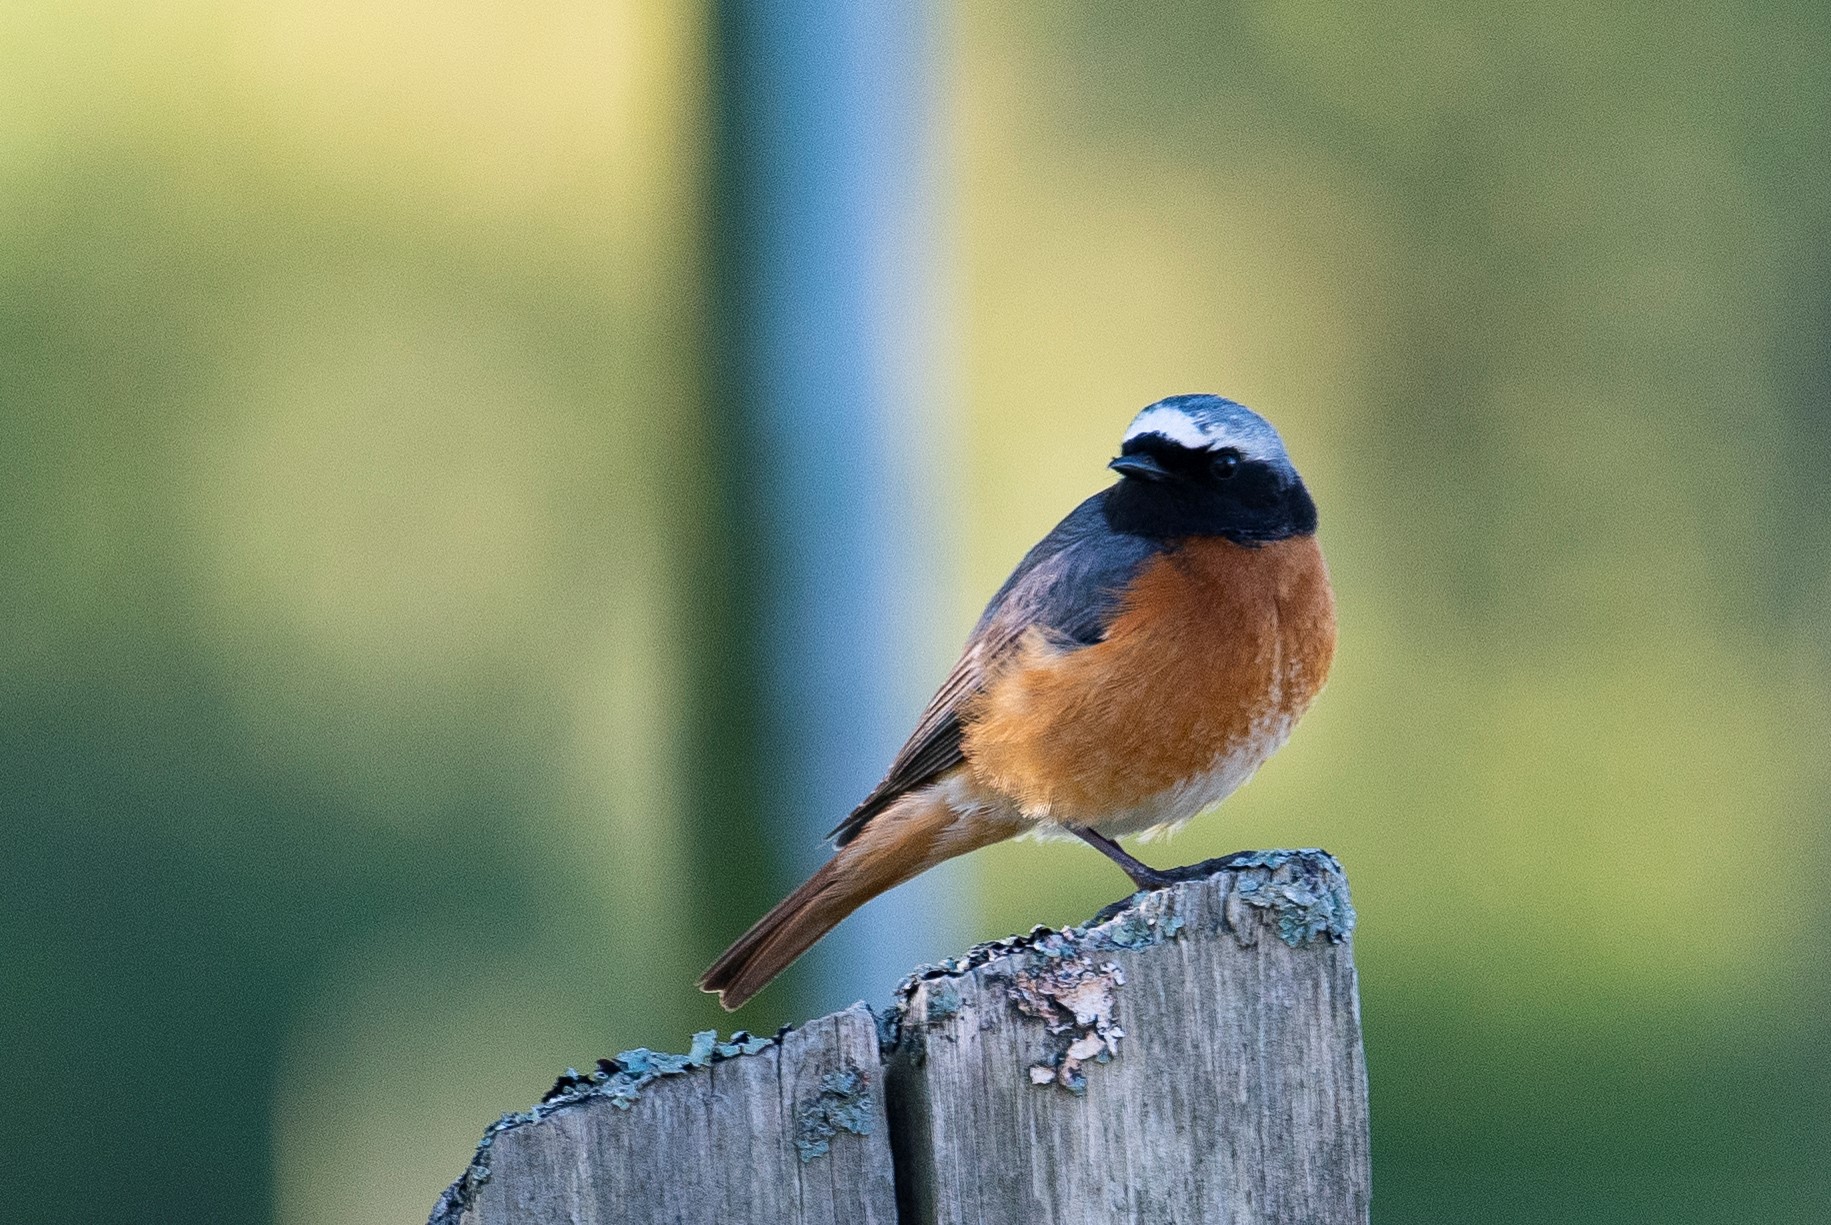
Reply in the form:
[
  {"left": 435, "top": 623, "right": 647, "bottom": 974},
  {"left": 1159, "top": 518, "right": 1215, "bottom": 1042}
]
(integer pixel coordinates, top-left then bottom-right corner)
[{"left": 430, "top": 850, "right": 1369, "bottom": 1225}]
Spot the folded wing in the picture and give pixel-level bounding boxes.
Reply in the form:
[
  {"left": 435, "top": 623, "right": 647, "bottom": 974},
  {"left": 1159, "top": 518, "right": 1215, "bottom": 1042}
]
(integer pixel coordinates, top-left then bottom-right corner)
[{"left": 828, "top": 492, "right": 1163, "bottom": 845}]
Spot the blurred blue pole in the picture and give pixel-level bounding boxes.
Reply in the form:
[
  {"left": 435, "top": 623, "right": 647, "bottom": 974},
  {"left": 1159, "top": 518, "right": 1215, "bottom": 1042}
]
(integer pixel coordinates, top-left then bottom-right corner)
[{"left": 719, "top": 2, "right": 964, "bottom": 1008}]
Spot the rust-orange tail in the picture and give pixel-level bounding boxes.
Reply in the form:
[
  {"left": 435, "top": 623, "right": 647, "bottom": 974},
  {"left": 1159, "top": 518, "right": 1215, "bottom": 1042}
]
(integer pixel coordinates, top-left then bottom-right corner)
[{"left": 698, "top": 792, "right": 1011, "bottom": 1011}]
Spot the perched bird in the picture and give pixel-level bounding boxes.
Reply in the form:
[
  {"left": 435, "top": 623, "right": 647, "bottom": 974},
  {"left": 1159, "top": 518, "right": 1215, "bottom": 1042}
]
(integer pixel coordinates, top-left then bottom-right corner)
[{"left": 701, "top": 394, "right": 1336, "bottom": 1010}]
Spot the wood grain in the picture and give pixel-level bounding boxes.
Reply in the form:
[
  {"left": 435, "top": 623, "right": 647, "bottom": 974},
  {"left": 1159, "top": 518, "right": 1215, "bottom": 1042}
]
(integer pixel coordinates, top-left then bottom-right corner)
[
  {"left": 885, "top": 850, "right": 1367, "bottom": 1225},
  {"left": 429, "top": 851, "right": 1367, "bottom": 1225},
  {"left": 430, "top": 1003, "right": 895, "bottom": 1225}
]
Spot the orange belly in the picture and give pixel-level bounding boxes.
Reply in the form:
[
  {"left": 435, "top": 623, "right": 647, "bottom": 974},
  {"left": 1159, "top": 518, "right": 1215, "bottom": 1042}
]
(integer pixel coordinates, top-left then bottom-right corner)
[{"left": 959, "top": 534, "right": 1335, "bottom": 833}]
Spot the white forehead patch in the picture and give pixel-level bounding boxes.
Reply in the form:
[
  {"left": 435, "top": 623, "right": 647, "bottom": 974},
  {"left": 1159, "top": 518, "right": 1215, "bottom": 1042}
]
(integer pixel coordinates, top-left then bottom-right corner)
[
  {"left": 1122, "top": 405, "right": 1211, "bottom": 450},
  {"left": 1121, "top": 396, "right": 1291, "bottom": 467}
]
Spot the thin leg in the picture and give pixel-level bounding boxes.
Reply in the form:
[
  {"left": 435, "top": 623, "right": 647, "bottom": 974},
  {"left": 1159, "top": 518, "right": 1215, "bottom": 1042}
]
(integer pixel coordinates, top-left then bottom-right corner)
[{"left": 1072, "top": 827, "right": 1180, "bottom": 891}]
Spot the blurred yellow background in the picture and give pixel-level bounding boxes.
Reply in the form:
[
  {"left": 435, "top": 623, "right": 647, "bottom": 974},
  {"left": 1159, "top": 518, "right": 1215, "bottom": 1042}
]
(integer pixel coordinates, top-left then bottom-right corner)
[{"left": 4, "top": 3, "right": 1827, "bottom": 1222}]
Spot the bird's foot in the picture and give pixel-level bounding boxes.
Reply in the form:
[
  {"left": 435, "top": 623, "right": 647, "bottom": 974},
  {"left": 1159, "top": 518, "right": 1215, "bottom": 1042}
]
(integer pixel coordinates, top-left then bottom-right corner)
[
  {"left": 1072, "top": 827, "right": 1183, "bottom": 891},
  {"left": 1074, "top": 830, "right": 1276, "bottom": 893}
]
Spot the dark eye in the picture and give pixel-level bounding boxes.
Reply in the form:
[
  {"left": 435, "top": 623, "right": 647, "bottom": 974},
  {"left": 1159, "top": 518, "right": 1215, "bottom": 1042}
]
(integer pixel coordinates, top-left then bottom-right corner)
[{"left": 1211, "top": 449, "right": 1241, "bottom": 479}]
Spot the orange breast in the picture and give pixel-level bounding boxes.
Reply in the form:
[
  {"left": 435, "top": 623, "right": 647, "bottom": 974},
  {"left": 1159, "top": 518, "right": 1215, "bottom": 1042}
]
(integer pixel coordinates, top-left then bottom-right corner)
[{"left": 959, "top": 534, "right": 1336, "bottom": 823}]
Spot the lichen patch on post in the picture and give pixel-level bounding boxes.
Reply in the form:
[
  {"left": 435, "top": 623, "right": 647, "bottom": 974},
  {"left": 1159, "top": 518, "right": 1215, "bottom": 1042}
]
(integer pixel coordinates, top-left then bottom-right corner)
[
  {"left": 590, "top": 1027, "right": 780, "bottom": 1108},
  {"left": 885, "top": 862, "right": 1199, "bottom": 1093},
  {"left": 792, "top": 1065, "right": 876, "bottom": 1162},
  {"left": 1003, "top": 949, "right": 1126, "bottom": 1094},
  {"left": 891, "top": 872, "right": 1191, "bottom": 1008},
  {"left": 1095, "top": 894, "right": 1186, "bottom": 950},
  {"left": 1220, "top": 849, "right": 1355, "bottom": 947},
  {"left": 924, "top": 980, "right": 963, "bottom": 1023}
]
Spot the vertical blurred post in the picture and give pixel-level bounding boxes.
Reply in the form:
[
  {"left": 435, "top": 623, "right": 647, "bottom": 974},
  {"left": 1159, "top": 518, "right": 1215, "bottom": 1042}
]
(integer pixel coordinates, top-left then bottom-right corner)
[{"left": 709, "top": 1, "right": 962, "bottom": 1009}]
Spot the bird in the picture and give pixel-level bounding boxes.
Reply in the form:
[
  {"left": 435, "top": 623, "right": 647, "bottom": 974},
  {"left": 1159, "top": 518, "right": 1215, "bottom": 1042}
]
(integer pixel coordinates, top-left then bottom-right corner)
[{"left": 700, "top": 394, "right": 1336, "bottom": 1010}]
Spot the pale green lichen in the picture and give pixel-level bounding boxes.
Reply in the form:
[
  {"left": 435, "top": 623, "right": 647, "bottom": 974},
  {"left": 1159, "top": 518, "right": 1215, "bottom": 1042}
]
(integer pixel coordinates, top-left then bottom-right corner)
[
  {"left": 1094, "top": 896, "right": 1186, "bottom": 951},
  {"left": 792, "top": 1066, "right": 876, "bottom": 1161},
  {"left": 924, "top": 981, "right": 963, "bottom": 1023},
  {"left": 1004, "top": 952, "right": 1126, "bottom": 1094},
  {"left": 1225, "top": 849, "right": 1356, "bottom": 946}
]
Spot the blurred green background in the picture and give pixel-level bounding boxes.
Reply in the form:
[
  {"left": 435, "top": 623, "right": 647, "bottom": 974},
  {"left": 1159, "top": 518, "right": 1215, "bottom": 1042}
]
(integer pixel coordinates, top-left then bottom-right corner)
[{"left": 5, "top": 3, "right": 1828, "bottom": 1222}]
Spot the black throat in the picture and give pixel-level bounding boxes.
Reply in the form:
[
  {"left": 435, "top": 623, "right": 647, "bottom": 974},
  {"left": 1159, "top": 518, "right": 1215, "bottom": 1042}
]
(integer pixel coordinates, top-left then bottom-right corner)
[{"left": 1100, "top": 459, "right": 1317, "bottom": 545}]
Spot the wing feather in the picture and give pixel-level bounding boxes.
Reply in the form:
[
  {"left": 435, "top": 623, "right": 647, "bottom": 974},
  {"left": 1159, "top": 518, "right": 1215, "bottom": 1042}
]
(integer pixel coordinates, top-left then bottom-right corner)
[{"left": 829, "top": 492, "right": 1162, "bottom": 845}]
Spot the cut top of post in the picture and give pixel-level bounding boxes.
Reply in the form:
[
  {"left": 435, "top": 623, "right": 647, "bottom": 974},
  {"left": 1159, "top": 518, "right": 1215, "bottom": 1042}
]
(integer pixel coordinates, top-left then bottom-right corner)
[{"left": 431, "top": 850, "right": 1367, "bottom": 1225}]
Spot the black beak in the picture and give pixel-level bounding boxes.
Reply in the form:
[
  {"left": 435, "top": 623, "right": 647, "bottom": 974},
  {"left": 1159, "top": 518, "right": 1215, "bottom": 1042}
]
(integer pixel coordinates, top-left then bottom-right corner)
[{"left": 1109, "top": 453, "right": 1169, "bottom": 482}]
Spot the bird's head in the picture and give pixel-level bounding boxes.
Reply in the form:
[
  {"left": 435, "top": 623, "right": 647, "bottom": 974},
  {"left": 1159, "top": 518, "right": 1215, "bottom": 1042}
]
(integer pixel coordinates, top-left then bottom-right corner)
[{"left": 1105, "top": 394, "right": 1318, "bottom": 544}]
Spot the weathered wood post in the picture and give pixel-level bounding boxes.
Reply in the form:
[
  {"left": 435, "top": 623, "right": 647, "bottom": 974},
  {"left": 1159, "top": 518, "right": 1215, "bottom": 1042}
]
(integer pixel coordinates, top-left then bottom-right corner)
[{"left": 430, "top": 850, "right": 1369, "bottom": 1225}]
